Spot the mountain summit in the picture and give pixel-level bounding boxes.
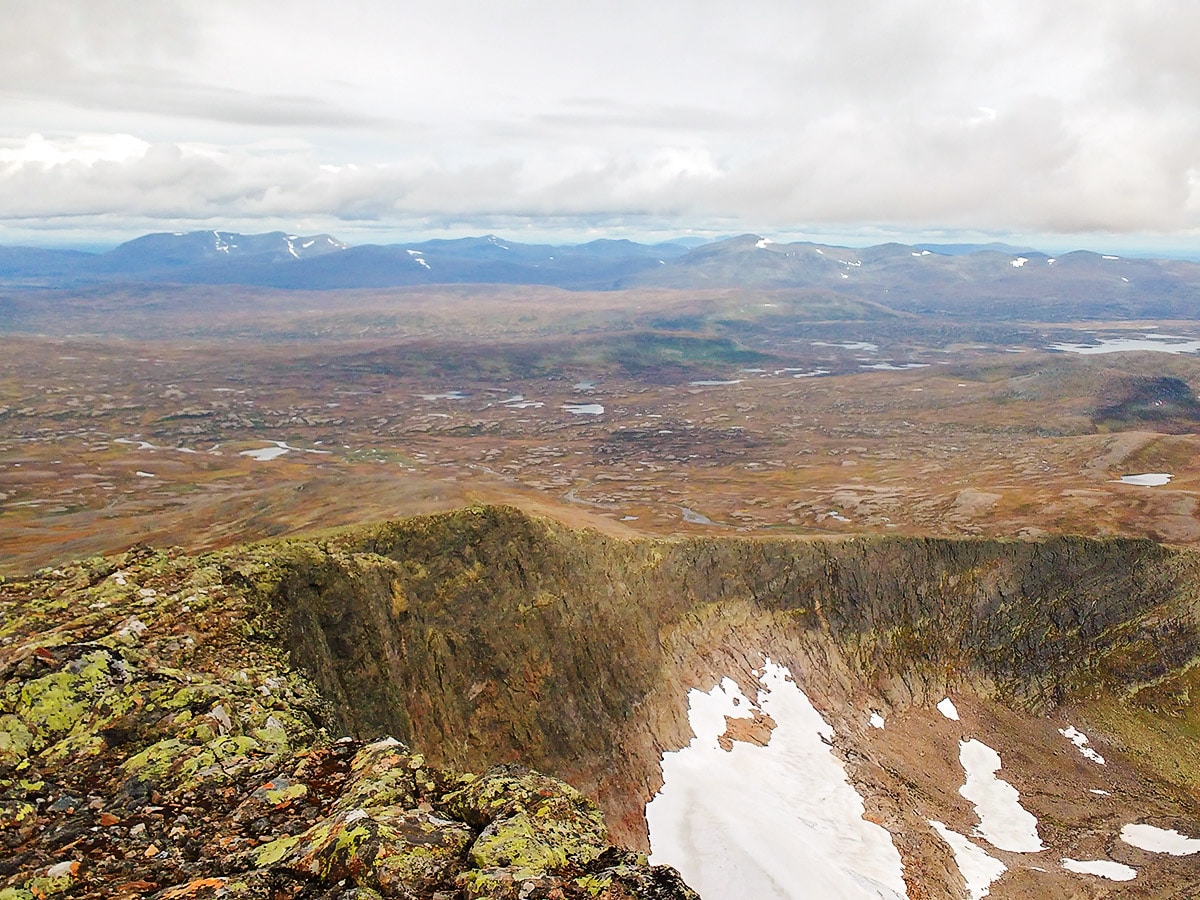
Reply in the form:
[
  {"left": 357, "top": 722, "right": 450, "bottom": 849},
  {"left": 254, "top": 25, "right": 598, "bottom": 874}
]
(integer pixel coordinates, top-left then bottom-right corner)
[{"left": 98, "top": 230, "right": 348, "bottom": 272}]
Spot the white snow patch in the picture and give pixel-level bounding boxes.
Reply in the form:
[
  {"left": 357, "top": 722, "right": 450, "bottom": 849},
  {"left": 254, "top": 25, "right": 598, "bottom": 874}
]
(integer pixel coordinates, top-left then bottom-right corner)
[
  {"left": 929, "top": 821, "right": 1006, "bottom": 899},
  {"left": 240, "top": 446, "right": 286, "bottom": 461},
  {"left": 241, "top": 444, "right": 291, "bottom": 461},
  {"left": 870, "top": 713, "right": 886, "bottom": 729},
  {"left": 501, "top": 395, "right": 544, "bottom": 409},
  {"left": 647, "top": 659, "right": 909, "bottom": 899},
  {"left": 861, "top": 362, "right": 930, "bottom": 371},
  {"left": 680, "top": 507, "right": 715, "bottom": 525},
  {"left": 689, "top": 379, "right": 743, "bottom": 386},
  {"left": 1011, "top": 257, "right": 1028, "bottom": 267},
  {"left": 755, "top": 237, "right": 774, "bottom": 249},
  {"left": 1116, "top": 473, "right": 1172, "bottom": 486},
  {"left": 1059, "top": 726, "right": 1105, "bottom": 764},
  {"left": 812, "top": 341, "right": 878, "bottom": 352},
  {"left": 115, "top": 438, "right": 158, "bottom": 450},
  {"left": 1120, "top": 824, "right": 1200, "bottom": 855},
  {"left": 937, "top": 698, "right": 960, "bottom": 720},
  {"left": 1051, "top": 337, "right": 1200, "bottom": 355},
  {"left": 958, "top": 739, "right": 1044, "bottom": 853},
  {"left": 1102, "top": 255, "right": 1120, "bottom": 260},
  {"left": 562, "top": 403, "right": 604, "bottom": 415},
  {"left": 419, "top": 391, "right": 468, "bottom": 400},
  {"left": 135, "top": 471, "right": 155, "bottom": 478},
  {"left": 239, "top": 440, "right": 331, "bottom": 462},
  {"left": 1090, "top": 789, "right": 1110, "bottom": 796},
  {"left": 1061, "top": 859, "right": 1136, "bottom": 881}
]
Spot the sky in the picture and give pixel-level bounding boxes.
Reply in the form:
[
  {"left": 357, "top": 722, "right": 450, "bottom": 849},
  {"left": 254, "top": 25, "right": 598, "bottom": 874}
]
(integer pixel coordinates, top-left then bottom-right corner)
[{"left": 2, "top": 0, "right": 1200, "bottom": 252}]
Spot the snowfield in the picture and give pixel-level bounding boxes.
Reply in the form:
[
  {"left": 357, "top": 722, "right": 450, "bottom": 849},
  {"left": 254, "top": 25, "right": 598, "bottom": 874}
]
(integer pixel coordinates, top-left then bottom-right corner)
[{"left": 647, "top": 660, "right": 908, "bottom": 899}]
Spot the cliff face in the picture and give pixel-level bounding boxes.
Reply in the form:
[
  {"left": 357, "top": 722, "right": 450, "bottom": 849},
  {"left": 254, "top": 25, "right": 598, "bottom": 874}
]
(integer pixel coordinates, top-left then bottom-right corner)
[
  {"left": 4, "top": 506, "right": 1200, "bottom": 898},
  {"left": 265, "top": 509, "right": 1199, "bottom": 829}
]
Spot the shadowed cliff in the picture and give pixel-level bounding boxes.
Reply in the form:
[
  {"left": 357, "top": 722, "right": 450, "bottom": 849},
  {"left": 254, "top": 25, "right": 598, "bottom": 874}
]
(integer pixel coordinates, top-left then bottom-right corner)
[{"left": 248, "top": 508, "right": 1200, "bottom": 852}]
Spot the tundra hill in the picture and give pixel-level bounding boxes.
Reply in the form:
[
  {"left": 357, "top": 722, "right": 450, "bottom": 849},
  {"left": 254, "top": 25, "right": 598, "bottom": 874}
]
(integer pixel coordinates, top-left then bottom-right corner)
[
  {"left": 3, "top": 506, "right": 1200, "bottom": 898},
  {"left": 622, "top": 236, "right": 1200, "bottom": 321}
]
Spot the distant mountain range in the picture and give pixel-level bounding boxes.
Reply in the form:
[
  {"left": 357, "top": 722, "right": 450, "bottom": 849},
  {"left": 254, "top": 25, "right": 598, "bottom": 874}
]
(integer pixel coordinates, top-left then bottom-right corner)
[
  {"left": 3, "top": 229, "right": 1200, "bottom": 320},
  {"left": 0, "top": 230, "right": 693, "bottom": 291}
]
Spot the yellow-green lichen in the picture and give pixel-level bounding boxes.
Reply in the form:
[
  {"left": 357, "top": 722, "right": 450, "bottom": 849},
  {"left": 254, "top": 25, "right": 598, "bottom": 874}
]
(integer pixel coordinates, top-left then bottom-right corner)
[
  {"left": 468, "top": 801, "right": 606, "bottom": 876},
  {"left": 261, "top": 780, "right": 307, "bottom": 807},
  {"left": 0, "top": 800, "right": 37, "bottom": 828},
  {"left": 122, "top": 738, "right": 191, "bottom": 779},
  {"left": 254, "top": 834, "right": 301, "bottom": 867},
  {"left": 0, "top": 715, "right": 34, "bottom": 764},
  {"left": 574, "top": 873, "right": 614, "bottom": 895}
]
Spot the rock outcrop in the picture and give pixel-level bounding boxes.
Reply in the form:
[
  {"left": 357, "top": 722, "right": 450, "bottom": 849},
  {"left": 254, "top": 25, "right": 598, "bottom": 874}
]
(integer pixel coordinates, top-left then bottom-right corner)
[{"left": 0, "top": 540, "right": 696, "bottom": 899}]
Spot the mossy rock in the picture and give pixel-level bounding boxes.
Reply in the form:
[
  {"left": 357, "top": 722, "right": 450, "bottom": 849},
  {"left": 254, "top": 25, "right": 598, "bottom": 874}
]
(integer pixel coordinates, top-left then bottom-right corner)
[
  {"left": 468, "top": 799, "right": 607, "bottom": 875},
  {"left": 439, "top": 765, "right": 609, "bottom": 878},
  {"left": 255, "top": 805, "right": 473, "bottom": 892},
  {"left": 329, "top": 738, "right": 428, "bottom": 812}
]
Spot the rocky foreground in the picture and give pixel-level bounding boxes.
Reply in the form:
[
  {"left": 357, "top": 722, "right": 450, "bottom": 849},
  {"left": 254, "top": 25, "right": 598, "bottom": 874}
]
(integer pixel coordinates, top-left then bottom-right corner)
[
  {"left": 0, "top": 542, "right": 696, "bottom": 899},
  {"left": 5, "top": 505, "right": 1200, "bottom": 899}
]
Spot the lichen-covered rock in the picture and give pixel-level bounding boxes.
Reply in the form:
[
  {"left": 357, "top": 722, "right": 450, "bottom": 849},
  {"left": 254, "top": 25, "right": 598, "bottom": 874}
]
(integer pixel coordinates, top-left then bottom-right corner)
[
  {"left": 453, "top": 848, "right": 702, "bottom": 900},
  {"left": 442, "top": 765, "right": 609, "bottom": 876},
  {"left": 0, "top": 543, "right": 698, "bottom": 900},
  {"left": 579, "top": 850, "right": 702, "bottom": 900},
  {"left": 254, "top": 805, "right": 473, "bottom": 891}
]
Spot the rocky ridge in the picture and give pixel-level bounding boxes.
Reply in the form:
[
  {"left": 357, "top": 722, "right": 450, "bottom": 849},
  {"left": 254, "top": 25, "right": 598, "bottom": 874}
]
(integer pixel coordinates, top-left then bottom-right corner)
[
  {"left": 0, "top": 542, "right": 696, "bottom": 899},
  {"left": 4, "top": 506, "right": 1200, "bottom": 898}
]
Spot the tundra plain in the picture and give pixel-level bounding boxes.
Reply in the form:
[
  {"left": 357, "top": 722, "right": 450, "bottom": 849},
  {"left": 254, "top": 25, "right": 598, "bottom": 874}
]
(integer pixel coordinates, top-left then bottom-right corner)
[{"left": 4, "top": 281, "right": 1200, "bottom": 574}]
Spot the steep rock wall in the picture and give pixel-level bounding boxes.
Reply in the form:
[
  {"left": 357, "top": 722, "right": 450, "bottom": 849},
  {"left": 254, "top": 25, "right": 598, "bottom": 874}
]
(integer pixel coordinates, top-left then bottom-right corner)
[{"left": 262, "top": 506, "right": 1200, "bottom": 852}]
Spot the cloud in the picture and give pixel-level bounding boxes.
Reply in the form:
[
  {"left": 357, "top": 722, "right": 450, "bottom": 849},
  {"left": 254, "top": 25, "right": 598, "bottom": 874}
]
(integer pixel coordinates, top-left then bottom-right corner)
[
  {"left": 0, "top": 1, "right": 376, "bottom": 128},
  {"left": 2, "top": 0, "right": 1200, "bottom": 241},
  {"left": 1, "top": 121, "right": 1196, "bottom": 239}
]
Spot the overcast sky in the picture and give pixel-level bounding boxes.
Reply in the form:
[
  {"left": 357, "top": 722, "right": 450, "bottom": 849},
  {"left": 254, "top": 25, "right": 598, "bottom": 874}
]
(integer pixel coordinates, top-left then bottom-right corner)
[{"left": 3, "top": 0, "right": 1200, "bottom": 249}]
